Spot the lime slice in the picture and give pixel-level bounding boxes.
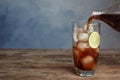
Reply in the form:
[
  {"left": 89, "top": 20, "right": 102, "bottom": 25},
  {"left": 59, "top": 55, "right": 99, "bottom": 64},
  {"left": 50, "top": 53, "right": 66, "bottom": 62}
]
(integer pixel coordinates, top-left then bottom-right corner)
[{"left": 88, "top": 32, "right": 100, "bottom": 48}]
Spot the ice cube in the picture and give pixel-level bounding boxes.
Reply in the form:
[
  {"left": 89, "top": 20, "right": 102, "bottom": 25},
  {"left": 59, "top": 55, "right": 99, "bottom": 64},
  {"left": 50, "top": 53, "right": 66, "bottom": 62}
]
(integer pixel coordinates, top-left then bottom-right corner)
[
  {"left": 81, "top": 56, "right": 95, "bottom": 70},
  {"left": 73, "top": 32, "right": 78, "bottom": 42},
  {"left": 78, "top": 27, "right": 83, "bottom": 33},
  {"left": 82, "top": 56, "right": 94, "bottom": 64},
  {"left": 84, "top": 24, "right": 87, "bottom": 30},
  {"left": 73, "top": 25, "right": 83, "bottom": 42},
  {"left": 78, "top": 33, "right": 89, "bottom": 41},
  {"left": 77, "top": 42, "right": 89, "bottom": 50},
  {"left": 88, "top": 24, "right": 94, "bottom": 33},
  {"left": 73, "top": 26, "right": 78, "bottom": 42}
]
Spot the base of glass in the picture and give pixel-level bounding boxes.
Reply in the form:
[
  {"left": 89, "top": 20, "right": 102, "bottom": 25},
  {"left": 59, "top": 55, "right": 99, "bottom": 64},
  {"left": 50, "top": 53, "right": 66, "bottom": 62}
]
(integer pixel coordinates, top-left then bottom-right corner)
[{"left": 74, "top": 67, "right": 95, "bottom": 77}]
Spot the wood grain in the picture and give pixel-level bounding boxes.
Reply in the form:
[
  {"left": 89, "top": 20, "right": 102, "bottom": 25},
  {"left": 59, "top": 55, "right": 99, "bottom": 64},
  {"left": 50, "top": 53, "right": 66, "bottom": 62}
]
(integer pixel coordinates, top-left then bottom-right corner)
[{"left": 0, "top": 49, "right": 120, "bottom": 80}]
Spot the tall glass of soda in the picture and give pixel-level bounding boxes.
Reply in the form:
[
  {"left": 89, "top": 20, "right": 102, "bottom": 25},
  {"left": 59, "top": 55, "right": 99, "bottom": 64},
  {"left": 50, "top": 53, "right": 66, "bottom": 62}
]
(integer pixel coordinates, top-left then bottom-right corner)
[{"left": 72, "top": 21, "right": 101, "bottom": 77}]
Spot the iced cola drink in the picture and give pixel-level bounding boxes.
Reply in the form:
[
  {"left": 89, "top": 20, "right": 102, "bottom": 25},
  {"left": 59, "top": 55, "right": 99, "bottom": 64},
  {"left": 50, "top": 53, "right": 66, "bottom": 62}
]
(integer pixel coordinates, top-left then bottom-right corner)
[{"left": 72, "top": 21, "right": 100, "bottom": 77}]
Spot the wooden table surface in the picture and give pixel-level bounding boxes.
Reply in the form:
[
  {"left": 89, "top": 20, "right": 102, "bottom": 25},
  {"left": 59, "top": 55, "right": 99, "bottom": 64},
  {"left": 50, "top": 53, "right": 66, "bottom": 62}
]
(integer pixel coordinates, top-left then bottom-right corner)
[{"left": 0, "top": 49, "right": 119, "bottom": 80}]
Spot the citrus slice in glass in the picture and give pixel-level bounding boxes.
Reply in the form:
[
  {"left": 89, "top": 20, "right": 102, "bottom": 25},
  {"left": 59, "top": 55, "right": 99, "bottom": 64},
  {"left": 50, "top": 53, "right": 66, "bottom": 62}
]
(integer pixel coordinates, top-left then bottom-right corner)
[{"left": 88, "top": 32, "right": 100, "bottom": 48}]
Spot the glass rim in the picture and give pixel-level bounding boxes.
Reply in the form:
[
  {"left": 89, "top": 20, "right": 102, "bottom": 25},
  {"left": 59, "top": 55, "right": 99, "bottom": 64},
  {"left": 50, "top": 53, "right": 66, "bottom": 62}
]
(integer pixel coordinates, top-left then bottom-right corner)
[{"left": 73, "top": 20, "right": 101, "bottom": 28}]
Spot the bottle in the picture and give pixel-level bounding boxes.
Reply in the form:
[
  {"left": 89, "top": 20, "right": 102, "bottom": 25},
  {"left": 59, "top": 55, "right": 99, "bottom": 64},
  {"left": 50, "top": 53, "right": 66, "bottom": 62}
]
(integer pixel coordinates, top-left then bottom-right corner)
[{"left": 87, "top": 1, "right": 120, "bottom": 32}]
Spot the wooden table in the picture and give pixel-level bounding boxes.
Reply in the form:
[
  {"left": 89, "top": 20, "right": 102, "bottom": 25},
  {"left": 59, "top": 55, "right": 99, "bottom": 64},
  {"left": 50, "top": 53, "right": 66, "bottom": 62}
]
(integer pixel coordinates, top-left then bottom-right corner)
[{"left": 0, "top": 49, "right": 119, "bottom": 80}]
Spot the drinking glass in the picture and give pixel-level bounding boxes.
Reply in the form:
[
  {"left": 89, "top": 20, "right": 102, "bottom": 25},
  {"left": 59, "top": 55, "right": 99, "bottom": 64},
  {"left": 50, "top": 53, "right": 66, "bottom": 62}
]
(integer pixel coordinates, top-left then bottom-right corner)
[{"left": 72, "top": 21, "right": 101, "bottom": 77}]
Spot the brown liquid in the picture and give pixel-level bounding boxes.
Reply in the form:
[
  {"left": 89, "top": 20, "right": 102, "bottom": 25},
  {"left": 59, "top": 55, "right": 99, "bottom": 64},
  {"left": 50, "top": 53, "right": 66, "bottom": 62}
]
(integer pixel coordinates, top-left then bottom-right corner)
[
  {"left": 73, "top": 42, "right": 98, "bottom": 71},
  {"left": 87, "top": 14, "right": 120, "bottom": 32}
]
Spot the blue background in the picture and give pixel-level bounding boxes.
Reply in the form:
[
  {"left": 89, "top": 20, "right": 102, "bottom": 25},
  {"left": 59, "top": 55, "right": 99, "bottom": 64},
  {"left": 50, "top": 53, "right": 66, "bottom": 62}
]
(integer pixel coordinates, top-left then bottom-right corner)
[{"left": 0, "top": 0, "right": 119, "bottom": 49}]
